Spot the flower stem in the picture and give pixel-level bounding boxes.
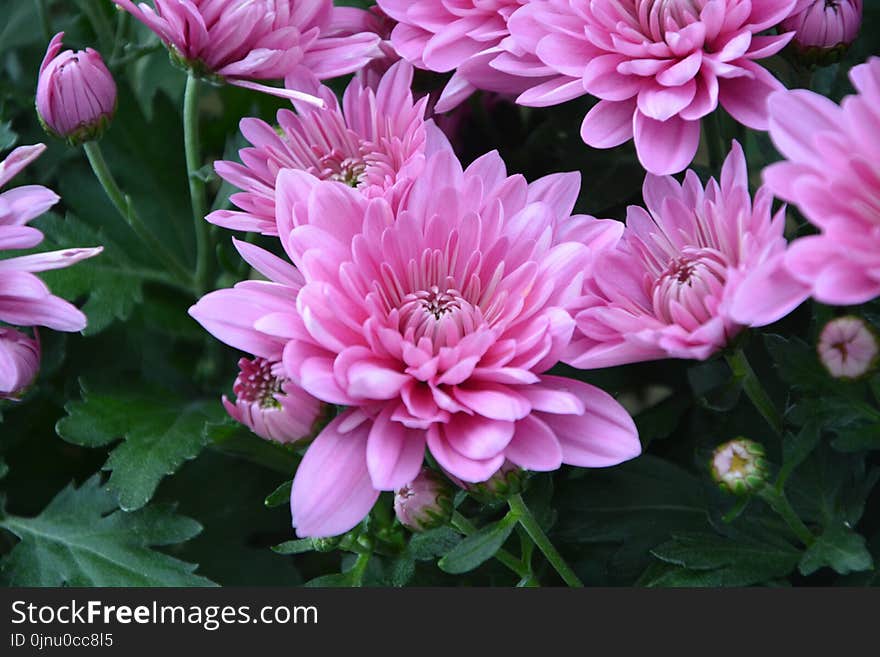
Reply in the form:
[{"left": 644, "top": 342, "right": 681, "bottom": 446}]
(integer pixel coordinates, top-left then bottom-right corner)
[
  {"left": 508, "top": 493, "right": 583, "bottom": 587},
  {"left": 350, "top": 552, "right": 371, "bottom": 587},
  {"left": 759, "top": 488, "right": 814, "bottom": 547},
  {"left": 83, "top": 141, "right": 195, "bottom": 290},
  {"left": 726, "top": 348, "right": 784, "bottom": 435},
  {"left": 183, "top": 72, "right": 210, "bottom": 295},
  {"left": 704, "top": 112, "right": 724, "bottom": 173},
  {"left": 450, "top": 511, "right": 530, "bottom": 579},
  {"left": 35, "top": 0, "right": 51, "bottom": 42}
]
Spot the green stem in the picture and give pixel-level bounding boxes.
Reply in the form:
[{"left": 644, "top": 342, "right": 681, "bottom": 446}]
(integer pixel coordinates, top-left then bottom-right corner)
[
  {"left": 184, "top": 73, "right": 210, "bottom": 295},
  {"left": 451, "top": 512, "right": 530, "bottom": 579},
  {"left": 726, "top": 348, "right": 784, "bottom": 436},
  {"left": 508, "top": 494, "right": 583, "bottom": 587},
  {"left": 110, "top": 10, "right": 130, "bottom": 63},
  {"left": 704, "top": 112, "right": 724, "bottom": 173},
  {"left": 83, "top": 141, "right": 195, "bottom": 290},
  {"left": 35, "top": 0, "right": 51, "bottom": 42},
  {"left": 350, "top": 552, "right": 371, "bottom": 587},
  {"left": 759, "top": 488, "right": 814, "bottom": 547}
]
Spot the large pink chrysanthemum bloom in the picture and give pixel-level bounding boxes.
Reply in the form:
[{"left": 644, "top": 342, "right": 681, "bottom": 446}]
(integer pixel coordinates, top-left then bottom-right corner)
[
  {"left": 113, "top": 0, "right": 381, "bottom": 100},
  {"left": 376, "top": 0, "right": 550, "bottom": 112},
  {"left": 0, "top": 144, "right": 102, "bottom": 333},
  {"left": 497, "top": 0, "right": 796, "bottom": 174},
  {"left": 209, "top": 61, "right": 447, "bottom": 235},
  {"left": 762, "top": 58, "right": 880, "bottom": 307},
  {"left": 567, "top": 142, "right": 809, "bottom": 368},
  {"left": 191, "top": 149, "right": 641, "bottom": 537}
]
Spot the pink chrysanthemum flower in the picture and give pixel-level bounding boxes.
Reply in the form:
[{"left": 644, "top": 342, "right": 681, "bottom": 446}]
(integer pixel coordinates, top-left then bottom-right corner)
[
  {"left": 209, "top": 61, "right": 447, "bottom": 235},
  {"left": 567, "top": 142, "right": 808, "bottom": 368},
  {"left": 763, "top": 58, "right": 880, "bottom": 306},
  {"left": 224, "top": 355, "right": 326, "bottom": 443},
  {"left": 0, "top": 144, "right": 102, "bottom": 333},
  {"left": 0, "top": 328, "right": 40, "bottom": 401},
  {"left": 817, "top": 316, "right": 878, "bottom": 380},
  {"left": 783, "top": 0, "right": 862, "bottom": 51},
  {"left": 376, "top": 0, "right": 549, "bottom": 112},
  {"left": 497, "top": 0, "right": 796, "bottom": 174},
  {"left": 191, "top": 149, "right": 641, "bottom": 537},
  {"left": 113, "top": 0, "right": 380, "bottom": 100}
]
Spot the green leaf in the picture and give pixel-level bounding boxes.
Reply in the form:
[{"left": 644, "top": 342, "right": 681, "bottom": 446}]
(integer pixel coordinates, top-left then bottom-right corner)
[
  {"left": 409, "top": 526, "right": 462, "bottom": 561},
  {"left": 0, "top": 475, "right": 215, "bottom": 586},
  {"left": 799, "top": 524, "right": 874, "bottom": 576},
  {"left": 0, "top": 121, "right": 18, "bottom": 151},
  {"left": 56, "top": 382, "right": 225, "bottom": 510},
  {"left": 388, "top": 556, "right": 416, "bottom": 587},
  {"left": 265, "top": 480, "right": 293, "bottom": 508},
  {"left": 272, "top": 539, "right": 314, "bottom": 555},
  {"left": 206, "top": 420, "right": 301, "bottom": 475},
  {"left": 645, "top": 532, "right": 801, "bottom": 587},
  {"left": 34, "top": 213, "right": 144, "bottom": 335},
  {"left": 438, "top": 513, "right": 518, "bottom": 574},
  {"left": 831, "top": 423, "right": 880, "bottom": 452},
  {"left": 303, "top": 573, "right": 354, "bottom": 587},
  {"left": 777, "top": 423, "right": 822, "bottom": 490},
  {"left": 764, "top": 334, "right": 829, "bottom": 390}
]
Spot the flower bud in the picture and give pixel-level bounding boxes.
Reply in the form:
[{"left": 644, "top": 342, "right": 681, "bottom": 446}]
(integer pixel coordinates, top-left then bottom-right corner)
[
  {"left": 0, "top": 328, "right": 40, "bottom": 401},
  {"left": 393, "top": 469, "right": 453, "bottom": 532},
  {"left": 711, "top": 438, "right": 768, "bottom": 495},
  {"left": 455, "top": 461, "right": 527, "bottom": 504},
  {"left": 782, "top": 0, "right": 863, "bottom": 66},
  {"left": 36, "top": 32, "right": 117, "bottom": 145},
  {"left": 817, "top": 316, "right": 878, "bottom": 380},
  {"left": 223, "top": 357, "right": 327, "bottom": 444}
]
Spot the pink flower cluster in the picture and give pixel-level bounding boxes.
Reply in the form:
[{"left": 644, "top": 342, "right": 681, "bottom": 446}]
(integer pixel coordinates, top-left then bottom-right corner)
[
  {"left": 159, "top": 0, "right": 873, "bottom": 541},
  {"left": 0, "top": 145, "right": 101, "bottom": 399},
  {"left": 114, "top": 0, "right": 381, "bottom": 100}
]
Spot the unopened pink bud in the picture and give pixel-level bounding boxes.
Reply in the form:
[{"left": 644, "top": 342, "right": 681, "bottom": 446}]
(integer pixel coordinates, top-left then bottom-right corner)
[
  {"left": 223, "top": 357, "right": 327, "bottom": 444},
  {"left": 0, "top": 328, "right": 40, "bottom": 401},
  {"left": 36, "top": 32, "right": 117, "bottom": 145},
  {"left": 818, "top": 316, "right": 878, "bottom": 380},
  {"left": 782, "top": 0, "right": 862, "bottom": 64},
  {"left": 394, "top": 469, "right": 453, "bottom": 532}
]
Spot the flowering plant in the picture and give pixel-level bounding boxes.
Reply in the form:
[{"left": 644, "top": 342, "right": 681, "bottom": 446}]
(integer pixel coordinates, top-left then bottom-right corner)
[{"left": 1, "top": 0, "right": 879, "bottom": 589}]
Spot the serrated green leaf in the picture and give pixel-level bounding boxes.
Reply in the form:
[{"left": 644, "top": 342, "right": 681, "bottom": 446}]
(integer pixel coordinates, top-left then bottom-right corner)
[
  {"left": 647, "top": 532, "right": 801, "bottom": 587},
  {"left": 0, "top": 475, "right": 215, "bottom": 586},
  {"left": 799, "top": 524, "right": 874, "bottom": 576},
  {"left": 304, "top": 572, "right": 354, "bottom": 587},
  {"left": 206, "top": 420, "right": 301, "bottom": 475},
  {"left": 34, "top": 213, "right": 144, "bottom": 335},
  {"left": 764, "top": 334, "right": 829, "bottom": 390},
  {"left": 56, "top": 382, "right": 225, "bottom": 510},
  {"left": 438, "top": 513, "right": 517, "bottom": 574},
  {"left": 831, "top": 423, "right": 880, "bottom": 452}
]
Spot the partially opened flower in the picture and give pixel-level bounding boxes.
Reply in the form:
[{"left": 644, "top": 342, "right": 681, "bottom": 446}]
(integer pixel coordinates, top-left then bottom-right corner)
[
  {"left": 209, "top": 61, "right": 446, "bottom": 235},
  {"left": 191, "top": 149, "right": 641, "bottom": 538},
  {"left": 376, "top": 0, "right": 550, "bottom": 112},
  {"left": 0, "top": 328, "right": 40, "bottom": 401},
  {"left": 224, "top": 356, "right": 327, "bottom": 443},
  {"left": 499, "top": 0, "right": 796, "bottom": 174},
  {"left": 817, "top": 316, "right": 878, "bottom": 379},
  {"left": 36, "top": 33, "right": 117, "bottom": 145},
  {"left": 113, "top": 0, "right": 381, "bottom": 100},
  {"left": 567, "top": 142, "right": 809, "bottom": 369},
  {"left": 711, "top": 438, "right": 768, "bottom": 495},
  {"left": 763, "top": 58, "right": 880, "bottom": 306},
  {"left": 782, "top": 0, "right": 862, "bottom": 62},
  {"left": 393, "top": 468, "right": 453, "bottom": 532},
  {"left": 0, "top": 144, "right": 102, "bottom": 333}
]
